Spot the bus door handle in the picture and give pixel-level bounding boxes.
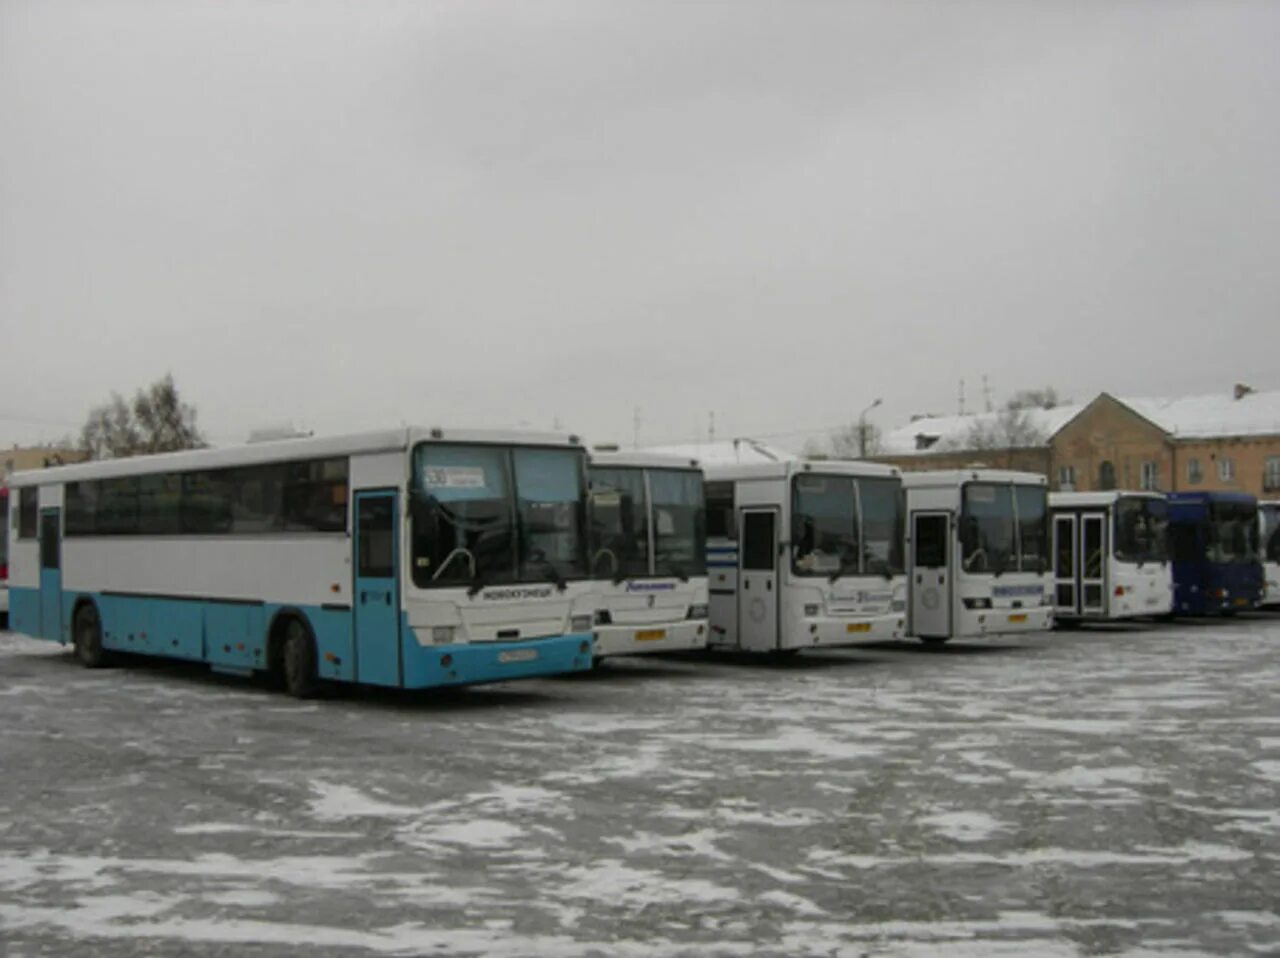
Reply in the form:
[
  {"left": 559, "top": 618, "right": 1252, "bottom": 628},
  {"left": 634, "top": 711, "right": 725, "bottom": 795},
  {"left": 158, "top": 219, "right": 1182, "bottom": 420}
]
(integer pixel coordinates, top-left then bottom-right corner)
[
  {"left": 766, "top": 580, "right": 772, "bottom": 592},
  {"left": 744, "top": 580, "right": 750, "bottom": 590},
  {"left": 360, "top": 591, "right": 367, "bottom": 604}
]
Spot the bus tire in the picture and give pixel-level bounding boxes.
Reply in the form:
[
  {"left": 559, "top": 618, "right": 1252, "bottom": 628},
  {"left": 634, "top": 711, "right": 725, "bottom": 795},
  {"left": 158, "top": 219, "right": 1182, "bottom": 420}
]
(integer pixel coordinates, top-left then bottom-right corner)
[
  {"left": 73, "top": 603, "right": 109, "bottom": 668},
  {"left": 281, "top": 618, "right": 320, "bottom": 699},
  {"left": 918, "top": 636, "right": 949, "bottom": 647}
]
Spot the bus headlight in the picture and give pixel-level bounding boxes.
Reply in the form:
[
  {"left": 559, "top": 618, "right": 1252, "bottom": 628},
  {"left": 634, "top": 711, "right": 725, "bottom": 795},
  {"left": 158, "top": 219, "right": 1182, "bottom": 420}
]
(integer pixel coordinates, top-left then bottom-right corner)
[
  {"left": 594, "top": 610, "right": 612, "bottom": 626},
  {"left": 570, "top": 614, "right": 593, "bottom": 633},
  {"left": 431, "top": 626, "right": 456, "bottom": 645},
  {"left": 962, "top": 598, "right": 992, "bottom": 610},
  {"left": 891, "top": 599, "right": 906, "bottom": 612},
  {"left": 803, "top": 604, "right": 820, "bottom": 617},
  {"left": 687, "top": 604, "right": 708, "bottom": 620}
]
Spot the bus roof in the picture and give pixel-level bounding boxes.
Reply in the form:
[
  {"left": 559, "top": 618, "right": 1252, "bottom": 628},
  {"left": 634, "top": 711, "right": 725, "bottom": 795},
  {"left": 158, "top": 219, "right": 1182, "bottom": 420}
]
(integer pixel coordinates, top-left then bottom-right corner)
[
  {"left": 7, "top": 426, "right": 584, "bottom": 487},
  {"left": 1050, "top": 491, "right": 1166, "bottom": 508},
  {"left": 589, "top": 451, "right": 701, "bottom": 471},
  {"left": 704, "top": 459, "right": 900, "bottom": 482},
  {"left": 900, "top": 469, "right": 1047, "bottom": 489}
]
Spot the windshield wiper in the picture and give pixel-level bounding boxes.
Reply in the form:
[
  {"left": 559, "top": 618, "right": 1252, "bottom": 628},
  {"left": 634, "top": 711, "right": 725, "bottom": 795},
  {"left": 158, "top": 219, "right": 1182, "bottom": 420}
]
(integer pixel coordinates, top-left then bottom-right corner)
[
  {"left": 828, "top": 557, "right": 859, "bottom": 584},
  {"left": 466, "top": 567, "right": 488, "bottom": 598},
  {"left": 527, "top": 554, "right": 568, "bottom": 592}
]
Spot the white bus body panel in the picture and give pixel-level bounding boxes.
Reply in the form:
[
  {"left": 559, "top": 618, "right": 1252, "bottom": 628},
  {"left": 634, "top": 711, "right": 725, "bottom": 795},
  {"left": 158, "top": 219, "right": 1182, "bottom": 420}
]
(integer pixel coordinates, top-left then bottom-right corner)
[
  {"left": 903, "top": 470, "right": 1054, "bottom": 641},
  {"left": 704, "top": 461, "right": 907, "bottom": 653},
  {"left": 1050, "top": 491, "right": 1174, "bottom": 621}
]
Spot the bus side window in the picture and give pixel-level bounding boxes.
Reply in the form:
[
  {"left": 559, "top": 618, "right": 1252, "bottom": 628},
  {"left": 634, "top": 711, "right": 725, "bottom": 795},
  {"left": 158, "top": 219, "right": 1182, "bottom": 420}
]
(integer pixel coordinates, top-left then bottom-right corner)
[{"left": 705, "top": 481, "right": 735, "bottom": 540}]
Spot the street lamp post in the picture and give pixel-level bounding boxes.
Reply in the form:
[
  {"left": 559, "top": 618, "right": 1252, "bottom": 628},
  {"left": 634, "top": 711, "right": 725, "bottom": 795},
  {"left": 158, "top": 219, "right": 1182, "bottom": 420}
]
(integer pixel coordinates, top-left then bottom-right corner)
[{"left": 858, "top": 398, "right": 883, "bottom": 458}]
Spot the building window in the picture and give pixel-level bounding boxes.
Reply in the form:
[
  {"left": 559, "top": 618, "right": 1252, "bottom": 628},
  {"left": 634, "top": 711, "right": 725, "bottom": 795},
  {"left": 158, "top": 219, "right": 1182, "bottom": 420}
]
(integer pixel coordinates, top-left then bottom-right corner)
[
  {"left": 1186, "top": 458, "right": 1202, "bottom": 485},
  {"left": 1139, "top": 461, "right": 1158, "bottom": 491},
  {"left": 1057, "top": 465, "right": 1076, "bottom": 490},
  {"left": 1218, "top": 457, "right": 1235, "bottom": 482},
  {"left": 1098, "top": 460, "right": 1116, "bottom": 491},
  {"left": 1265, "top": 456, "right": 1280, "bottom": 492}
]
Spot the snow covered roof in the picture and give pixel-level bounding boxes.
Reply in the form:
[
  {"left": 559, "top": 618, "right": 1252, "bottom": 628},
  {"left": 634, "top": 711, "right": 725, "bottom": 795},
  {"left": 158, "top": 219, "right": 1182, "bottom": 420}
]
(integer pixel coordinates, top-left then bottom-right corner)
[
  {"left": 643, "top": 439, "right": 796, "bottom": 466},
  {"left": 880, "top": 404, "right": 1084, "bottom": 456},
  {"left": 1123, "top": 390, "right": 1280, "bottom": 439},
  {"left": 882, "top": 387, "right": 1280, "bottom": 456}
]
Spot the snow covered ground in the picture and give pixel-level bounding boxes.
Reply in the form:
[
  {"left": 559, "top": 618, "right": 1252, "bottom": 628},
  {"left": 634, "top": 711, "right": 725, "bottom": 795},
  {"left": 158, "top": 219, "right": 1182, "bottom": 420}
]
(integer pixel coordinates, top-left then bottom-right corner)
[{"left": 2, "top": 617, "right": 1279, "bottom": 956}]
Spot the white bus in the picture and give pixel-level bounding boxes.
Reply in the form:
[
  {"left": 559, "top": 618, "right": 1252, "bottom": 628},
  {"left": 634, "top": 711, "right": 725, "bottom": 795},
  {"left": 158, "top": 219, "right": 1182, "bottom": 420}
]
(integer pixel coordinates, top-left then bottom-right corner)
[
  {"left": 5, "top": 428, "right": 597, "bottom": 696},
  {"left": 1049, "top": 491, "right": 1173, "bottom": 622},
  {"left": 702, "top": 460, "right": 907, "bottom": 653},
  {"left": 1261, "top": 500, "right": 1280, "bottom": 607},
  {"left": 903, "top": 470, "right": 1053, "bottom": 644},
  {"left": 587, "top": 451, "right": 708, "bottom": 658}
]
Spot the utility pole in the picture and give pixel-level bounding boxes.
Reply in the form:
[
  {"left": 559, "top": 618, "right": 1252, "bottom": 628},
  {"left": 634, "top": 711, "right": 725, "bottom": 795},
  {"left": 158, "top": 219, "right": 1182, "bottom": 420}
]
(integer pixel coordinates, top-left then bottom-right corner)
[
  {"left": 958, "top": 379, "right": 966, "bottom": 416},
  {"left": 982, "top": 375, "right": 993, "bottom": 413},
  {"left": 708, "top": 410, "right": 716, "bottom": 444},
  {"left": 857, "top": 398, "right": 882, "bottom": 458},
  {"left": 633, "top": 407, "right": 642, "bottom": 449}
]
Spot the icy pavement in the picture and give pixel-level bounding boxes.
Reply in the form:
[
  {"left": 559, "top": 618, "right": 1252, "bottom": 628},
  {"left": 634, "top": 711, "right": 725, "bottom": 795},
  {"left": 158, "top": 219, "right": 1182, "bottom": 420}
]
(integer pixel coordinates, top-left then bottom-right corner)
[{"left": 2, "top": 617, "right": 1279, "bottom": 957}]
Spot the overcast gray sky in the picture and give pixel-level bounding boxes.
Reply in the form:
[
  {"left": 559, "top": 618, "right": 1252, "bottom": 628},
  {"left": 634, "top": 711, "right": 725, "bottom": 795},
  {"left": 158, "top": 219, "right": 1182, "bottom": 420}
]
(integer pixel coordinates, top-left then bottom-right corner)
[{"left": 2, "top": 0, "right": 1277, "bottom": 452}]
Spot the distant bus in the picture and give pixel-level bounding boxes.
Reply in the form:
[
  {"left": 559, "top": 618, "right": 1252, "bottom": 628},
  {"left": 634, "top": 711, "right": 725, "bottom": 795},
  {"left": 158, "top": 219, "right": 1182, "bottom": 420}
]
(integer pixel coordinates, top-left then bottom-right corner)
[
  {"left": 587, "top": 451, "right": 708, "bottom": 659},
  {"left": 702, "top": 460, "right": 907, "bottom": 654},
  {"left": 903, "top": 470, "right": 1053, "bottom": 644},
  {"left": 1166, "top": 491, "right": 1263, "bottom": 615},
  {"left": 1049, "top": 491, "right": 1173, "bottom": 622},
  {"left": 0, "top": 484, "right": 8, "bottom": 627},
  {"left": 1256, "top": 500, "right": 1279, "bottom": 608},
  {"left": 5, "top": 428, "right": 596, "bottom": 695}
]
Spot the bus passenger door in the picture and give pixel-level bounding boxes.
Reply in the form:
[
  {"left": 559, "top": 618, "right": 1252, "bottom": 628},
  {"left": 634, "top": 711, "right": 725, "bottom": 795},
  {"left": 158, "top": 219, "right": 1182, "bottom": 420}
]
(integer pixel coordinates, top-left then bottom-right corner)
[
  {"left": 1053, "top": 514, "right": 1079, "bottom": 615},
  {"left": 354, "top": 491, "right": 401, "bottom": 686},
  {"left": 910, "top": 512, "right": 951, "bottom": 639},
  {"left": 1081, "top": 514, "right": 1106, "bottom": 615},
  {"left": 738, "top": 509, "right": 779, "bottom": 651},
  {"left": 39, "top": 508, "right": 63, "bottom": 643}
]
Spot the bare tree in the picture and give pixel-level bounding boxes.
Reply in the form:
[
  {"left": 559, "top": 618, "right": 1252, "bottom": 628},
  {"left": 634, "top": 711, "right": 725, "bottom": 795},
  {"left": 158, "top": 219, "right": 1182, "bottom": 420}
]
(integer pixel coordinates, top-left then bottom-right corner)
[
  {"left": 805, "top": 422, "right": 882, "bottom": 459},
  {"left": 80, "top": 374, "right": 205, "bottom": 460},
  {"left": 963, "top": 405, "right": 1047, "bottom": 450},
  {"left": 1007, "top": 387, "right": 1063, "bottom": 411}
]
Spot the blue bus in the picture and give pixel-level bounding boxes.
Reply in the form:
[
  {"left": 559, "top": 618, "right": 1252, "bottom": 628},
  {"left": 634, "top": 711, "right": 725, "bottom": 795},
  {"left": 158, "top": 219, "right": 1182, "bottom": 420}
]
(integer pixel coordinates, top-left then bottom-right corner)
[{"left": 1166, "top": 492, "right": 1263, "bottom": 615}]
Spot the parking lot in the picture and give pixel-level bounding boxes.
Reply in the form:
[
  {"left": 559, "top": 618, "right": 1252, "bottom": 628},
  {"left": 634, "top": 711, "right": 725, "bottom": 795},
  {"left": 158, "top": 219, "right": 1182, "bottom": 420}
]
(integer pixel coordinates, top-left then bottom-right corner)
[{"left": 1, "top": 617, "right": 1279, "bottom": 957}]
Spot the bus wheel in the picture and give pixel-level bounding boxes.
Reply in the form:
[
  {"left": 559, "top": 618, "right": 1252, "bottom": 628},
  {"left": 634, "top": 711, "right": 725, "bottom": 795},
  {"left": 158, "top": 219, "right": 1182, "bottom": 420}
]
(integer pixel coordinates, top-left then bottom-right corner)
[
  {"left": 73, "top": 604, "right": 109, "bottom": 668},
  {"left": 282, "top": 619, "right": 319, "bottom": 699}
]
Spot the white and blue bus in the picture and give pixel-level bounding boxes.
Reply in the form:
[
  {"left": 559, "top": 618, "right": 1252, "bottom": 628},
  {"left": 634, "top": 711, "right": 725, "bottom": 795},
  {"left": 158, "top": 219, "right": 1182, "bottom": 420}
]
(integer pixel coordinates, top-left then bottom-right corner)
[
  {"left": 5, "top": 428, "right": 597, "bottom": 696},
  {"left": 1049, "top": 491, "right": 1173, "bottom": 622},
  {"left": 902, "top": 470, "right": 1053, "bottom": 644},
  {"left": 702, "top": 460, "right": 907, "bottom": 653},
  {"left": 587, "top": 451, "right": 708, "bottom": 658}
]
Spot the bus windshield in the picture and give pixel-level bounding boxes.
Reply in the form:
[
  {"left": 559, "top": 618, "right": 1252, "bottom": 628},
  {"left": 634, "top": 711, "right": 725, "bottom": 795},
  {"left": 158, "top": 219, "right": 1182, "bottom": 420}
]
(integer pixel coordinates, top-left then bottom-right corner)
[
  {"left": 650, "top": 469, "right": 706, "bottom": 578},
  {"left": 1207, "top": 501, "right": 1260, "bottom": 564},
  {"left": 410, "top": 443, "right": 587, "bottom": 589},
  {"left": 791, "top": 474, "right": 904, "bottom": 578},
  {"left": 589, "top": 467, "right": 650, "bottom": 579},
  {"left": 1114, "top": 496, "right": 1169, "bottom": 564},
  {"left": 960, "top": 482, "right": 1046, "bottom": 574},
  {"left": 1263, "top": 504, "right": 1280, "bottom": 563}
]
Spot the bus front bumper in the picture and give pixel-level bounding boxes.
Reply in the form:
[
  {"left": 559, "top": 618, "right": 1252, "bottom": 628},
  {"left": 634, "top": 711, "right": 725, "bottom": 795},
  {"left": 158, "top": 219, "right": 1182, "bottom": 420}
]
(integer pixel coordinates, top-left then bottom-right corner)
[
  {"left": 958, "top": 606, "right": 1054, "bottom": 637},
  {"left": 594, "top": 620, "right": 707, "bottom": 658},
  {"left": 402, "top": 633, "right": 594, "bottom": 688},
  {"left": 783, "top": 611, "right": 906, "bottom": 650}
]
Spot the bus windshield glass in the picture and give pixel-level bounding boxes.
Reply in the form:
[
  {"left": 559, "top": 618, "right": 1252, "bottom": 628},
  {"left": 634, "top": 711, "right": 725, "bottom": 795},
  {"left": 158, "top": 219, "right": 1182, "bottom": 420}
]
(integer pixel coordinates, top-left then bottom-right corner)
[
  {"left": 588, "top": 467, "right": 650, "bottom": 579},
  {"left": 961, "top": 482, "right": 1046, "bottom": 574},
  {"left": 1207, "top": 501, "right": 1260, "bottom": 564},
  {"left": 650, "top": 469, "right": 706, "bottom": 578},
  {"left": 791, "top": 474, "right": 904, "bottom": 577},
  {"left": 410, "top": 443, "right": 587, "bottom": 589},
  {"left": 1114, "top": 496, "right": 1169, "bottom": 564}
]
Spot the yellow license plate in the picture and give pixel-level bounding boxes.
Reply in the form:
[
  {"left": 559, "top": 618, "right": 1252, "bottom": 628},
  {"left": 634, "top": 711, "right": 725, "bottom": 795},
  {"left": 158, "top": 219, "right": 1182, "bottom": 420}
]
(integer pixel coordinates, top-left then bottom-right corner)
[
  {"left": 635, "top": 629, "right": 667, "bottom": 642},
  {"left": 1008, "top": 614, "right": 1027, "bottom": 623},
  {"left": 1234, "top": 598, "right": 1248, "bottom": 607},
  {"left": 846, "top": 623, "right": 871, "bottom": 633}
]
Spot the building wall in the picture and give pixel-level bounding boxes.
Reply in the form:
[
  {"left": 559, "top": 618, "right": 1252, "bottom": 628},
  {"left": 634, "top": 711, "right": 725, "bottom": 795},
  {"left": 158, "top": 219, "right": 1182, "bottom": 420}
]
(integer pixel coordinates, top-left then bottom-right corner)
[
  {"left": 1047, "top": 395, "right": 1172, "bottom": 492},
  {"left": 3, "top": 445, "right": 88, "bottom": 476},
  {"left": 1171, "top": 435, "right": 1280, "bottom": 498}
]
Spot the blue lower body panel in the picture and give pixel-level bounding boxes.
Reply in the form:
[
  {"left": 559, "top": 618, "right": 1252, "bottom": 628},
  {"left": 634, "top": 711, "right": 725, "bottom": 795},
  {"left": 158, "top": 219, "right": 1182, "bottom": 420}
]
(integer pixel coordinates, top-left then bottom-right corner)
[
  {"left": 400, "top": 633, "right": 595, "bottom": 689},
  {"left": 11, "top": 587, "right": 591, "bottom": 689}
]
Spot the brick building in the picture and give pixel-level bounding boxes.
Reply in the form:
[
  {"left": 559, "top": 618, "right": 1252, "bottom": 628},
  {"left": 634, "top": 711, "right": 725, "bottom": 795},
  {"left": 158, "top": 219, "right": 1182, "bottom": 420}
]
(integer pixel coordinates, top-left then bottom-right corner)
[
  {"left": 875, "top": 386, "right": 1280, "bottom": 499},
  {"left": 3, "top": 444, "right": 88, "bottom": 477}
]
